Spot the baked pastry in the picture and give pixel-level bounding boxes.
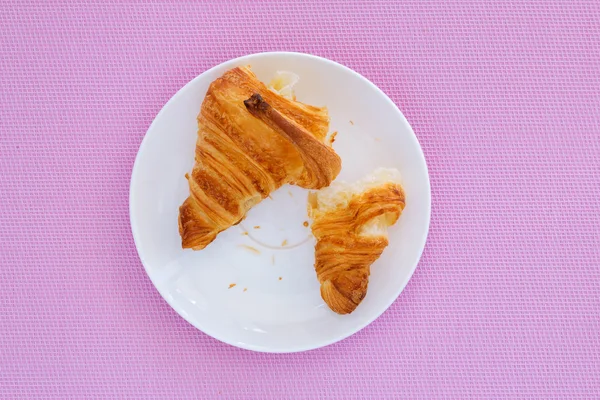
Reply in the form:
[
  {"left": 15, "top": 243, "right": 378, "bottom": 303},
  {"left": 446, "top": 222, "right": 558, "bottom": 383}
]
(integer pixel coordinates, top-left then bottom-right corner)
[
  {"left": 179, "top": 66, "right": 341, "bottom": 250},
  {"left": 308, "top": 168, "right": 406, "bottom": 314}
]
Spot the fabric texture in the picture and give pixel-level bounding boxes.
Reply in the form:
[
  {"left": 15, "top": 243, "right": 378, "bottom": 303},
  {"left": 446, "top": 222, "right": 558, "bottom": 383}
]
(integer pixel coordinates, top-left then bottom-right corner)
[{"left": 1, "top": 1, "right": 599, "bottom": 398}]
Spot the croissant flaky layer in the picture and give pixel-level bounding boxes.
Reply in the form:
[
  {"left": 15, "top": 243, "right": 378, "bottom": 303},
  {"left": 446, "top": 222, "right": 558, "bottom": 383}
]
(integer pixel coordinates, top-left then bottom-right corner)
[
  {"left": 308, "top": 169, "right": 406, "bottom": 314},
  {"left": 179, "top": 66, "right": 341, "bottom": 250}
]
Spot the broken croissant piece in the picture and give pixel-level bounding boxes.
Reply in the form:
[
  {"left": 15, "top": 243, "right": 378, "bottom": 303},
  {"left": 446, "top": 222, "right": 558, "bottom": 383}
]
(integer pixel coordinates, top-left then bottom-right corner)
[
  {"left": 308, "top": 168, "right": 406, "bottom": 314},
  {"left": 179, "top": 66, "right": 341, "bottom": 250}
]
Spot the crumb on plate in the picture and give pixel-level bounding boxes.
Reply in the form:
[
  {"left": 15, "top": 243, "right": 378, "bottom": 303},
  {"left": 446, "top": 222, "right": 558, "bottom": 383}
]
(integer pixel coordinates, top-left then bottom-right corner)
[
  {"left": 253, "top": 225, "right": 260, "bottom": 229},
  {"left": 303, "top": 221, "right": 309, "bottom": 227},
  {"left": 328, "top": 131, "right": 337, "bottom": 145},
  {"left": 238, "top": 245, "right": 260, "bottom": 254},
  {"left": 228, "top": 283, "right": 236, "bottom": 289},
  {"left": 281, "top": 239, "right": 288, "bottom": 247}
]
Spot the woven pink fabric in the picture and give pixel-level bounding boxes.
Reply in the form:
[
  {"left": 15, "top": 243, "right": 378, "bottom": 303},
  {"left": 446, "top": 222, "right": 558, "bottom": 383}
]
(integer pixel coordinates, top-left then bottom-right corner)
[{"left": 1, "top": 1, "right": 599, "bottom": 398}]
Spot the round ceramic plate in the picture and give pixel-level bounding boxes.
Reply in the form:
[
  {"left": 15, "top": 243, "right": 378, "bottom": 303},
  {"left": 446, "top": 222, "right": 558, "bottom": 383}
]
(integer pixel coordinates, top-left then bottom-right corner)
[{"left": 130, "top": 52, "right": 430, "bottom": 352}]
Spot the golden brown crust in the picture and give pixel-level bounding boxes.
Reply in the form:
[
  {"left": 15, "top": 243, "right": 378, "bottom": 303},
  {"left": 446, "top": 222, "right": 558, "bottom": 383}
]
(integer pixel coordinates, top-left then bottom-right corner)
[
  {"left": 244, "top": 94, "right": 341, "bottom": 189},
  {"left": 179, "top": 66, "right": 341, "bottom": 250},
  {"left": 309, "top": 183, "right": 406, "bottom": 314}
]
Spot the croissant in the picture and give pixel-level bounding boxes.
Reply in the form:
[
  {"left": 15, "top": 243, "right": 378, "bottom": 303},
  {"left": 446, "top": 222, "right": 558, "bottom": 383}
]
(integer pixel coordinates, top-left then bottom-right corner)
[
  {"left": 179, "top": 66, "right": 342, "bottom": 250},
  {"left": 308, "top": 168, "right": 406, "bottom": 314}
]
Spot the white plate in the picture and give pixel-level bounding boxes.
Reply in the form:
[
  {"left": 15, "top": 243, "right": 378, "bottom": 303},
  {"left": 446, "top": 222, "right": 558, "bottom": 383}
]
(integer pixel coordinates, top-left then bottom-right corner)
[{"left": 130, "top": 52, "right": 430, "bottom": 353}]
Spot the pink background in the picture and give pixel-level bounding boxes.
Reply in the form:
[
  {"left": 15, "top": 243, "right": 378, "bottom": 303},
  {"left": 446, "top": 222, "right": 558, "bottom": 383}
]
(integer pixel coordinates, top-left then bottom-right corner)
[{"left": 1, "top": 1, "right": 599, "bottom": 398}]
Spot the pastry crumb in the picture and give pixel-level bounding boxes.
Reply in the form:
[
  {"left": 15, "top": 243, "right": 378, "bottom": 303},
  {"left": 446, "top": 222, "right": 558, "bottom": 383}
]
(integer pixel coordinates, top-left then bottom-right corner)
[
  {"left": 303, "top": 221, "right": 309, "bottom": 227},
  {"left": 350, "top": 120, "right": 354, "bottom": 125},
  {"left": 241, "top": 231, "right": 248, "bottom": 236},
  {"left": 328, "top": 131, "right": 338, "bottom": 145},
  {"left": 243, "top": 288, "right": 247, "bottom": 292},
  {"left": 288, "top": 191, "right": 293, "bottom": 197},
  {"left": 238, "top": 245, "right": 260, "bottom": 254},
  {"left": 278, "top": 277, "right": 282, "bottom": 281},
  {"left": 253, "top": 225, "right": 260, "bottom": 229},
  {"left": 228, "top": 283, "right": 236, "bottom": 289},
  {"left": 281, "top": 239, "right": 288, "bottom": 247}
]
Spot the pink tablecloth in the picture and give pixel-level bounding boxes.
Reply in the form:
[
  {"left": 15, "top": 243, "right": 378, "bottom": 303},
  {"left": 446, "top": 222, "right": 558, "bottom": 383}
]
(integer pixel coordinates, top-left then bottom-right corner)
[{"left": 1, "top": 1, "right": 599, "bottom": 398}]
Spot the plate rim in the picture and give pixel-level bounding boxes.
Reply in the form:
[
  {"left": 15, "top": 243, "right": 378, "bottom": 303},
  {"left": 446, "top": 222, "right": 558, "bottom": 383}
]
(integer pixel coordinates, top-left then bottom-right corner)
[{"left": 129, "top": 51, "right": 431, "bottom": 353}]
